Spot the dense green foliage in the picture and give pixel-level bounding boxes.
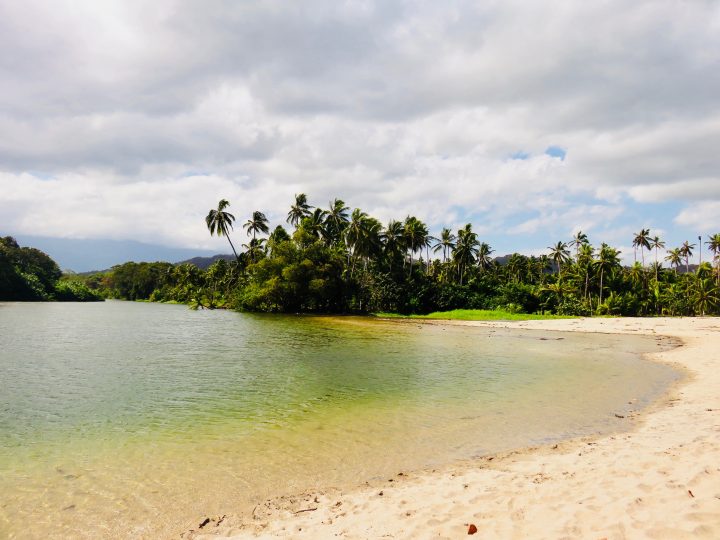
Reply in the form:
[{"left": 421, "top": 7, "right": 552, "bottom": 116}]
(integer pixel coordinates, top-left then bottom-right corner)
[
  {"left": 0, "top": 236, "right": 102, "bottom": 301},
  {"left": 83, "top": 197, "right": 720, "bottom": 317}
]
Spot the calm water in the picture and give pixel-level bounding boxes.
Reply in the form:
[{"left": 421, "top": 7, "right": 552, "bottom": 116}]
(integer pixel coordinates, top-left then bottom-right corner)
[{"left": 0, "top": 301, "right": 679, "bottom": 538}]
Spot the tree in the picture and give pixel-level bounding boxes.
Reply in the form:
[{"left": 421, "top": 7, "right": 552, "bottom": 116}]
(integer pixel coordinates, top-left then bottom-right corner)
[
  {"left": 706, "top": 233, "right": 720, "bottom": 285},
  {"left": 569, "top": 230, "right": 589, "bottom": 259},
  {"left": 433, "top": 227, "right": 456, "bottom": 263},
  {"left": 548, "top": 241, "right": 570, "bottom": 275},
  {"left": 324, "top": 199, "right": 350, "bottom": 245},
  {"left": 680, "top": 240, "right": 696, "bottom": 274},
  {"left": 345, "top": 209, "right": 381, "bottom": 275},
  {"left": 477, "top": 243, "right": 494, "bottom": 272},
  {"left": 632, "top": 228, "right": 651, "bottom": 266},
  {"left": 380, "top": 220, "right": 405, "bottom": 271},
  {"left": 287, "top": 193, "right": 312, "bottom": 227},
  {"left": 206, "top": 199, "right": 239, "bottom": 260},
  {"left": 665, "top": 248, "right": 682, "bottom": 274},
  {"left": 692, "top": 277, "right": 719, "bottom": 316},
  {"left": 649, "top": 236, "right": 665, "bottom": 282},
  {"left": 244, "top": 210, "right": 270, "bottom": 240},
  {"left": 403, "top": 216, "right": 429, "bottom": 275},
  {"left": 453, "top": 224, "right": 479, "bottom": 285},
  {"left": 594, "top": 243, "right": 620, "bottom": 306},
  {"left": 302, "top": 208, "right": 328, "bottom": 240}
]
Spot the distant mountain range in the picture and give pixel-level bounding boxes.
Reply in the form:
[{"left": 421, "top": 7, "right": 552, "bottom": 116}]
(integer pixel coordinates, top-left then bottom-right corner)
[
  {"left": 11, "top": 235, "right": 226, "bottom": 273},
  {"left": 174, "top": 254, "right": 236, "bottom": 269}
]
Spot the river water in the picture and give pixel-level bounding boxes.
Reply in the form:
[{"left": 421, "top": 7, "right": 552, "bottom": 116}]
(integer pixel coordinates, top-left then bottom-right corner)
[{"left": 0, "top": 301, "right": 679, "bottom": 538}]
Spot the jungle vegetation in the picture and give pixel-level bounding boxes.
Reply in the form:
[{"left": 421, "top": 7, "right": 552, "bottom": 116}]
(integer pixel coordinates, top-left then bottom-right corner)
[
  {"left": 0, "top": 236, "right": 102, "bottom": 301},
  {"left": 79, "top": 196, "right": 720, "bottom": 316}
]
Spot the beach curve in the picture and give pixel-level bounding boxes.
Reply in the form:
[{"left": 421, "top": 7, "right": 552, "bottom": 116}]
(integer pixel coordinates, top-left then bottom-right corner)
[{"left": 191, "top": 317, "right": 720, "bottom": 539}]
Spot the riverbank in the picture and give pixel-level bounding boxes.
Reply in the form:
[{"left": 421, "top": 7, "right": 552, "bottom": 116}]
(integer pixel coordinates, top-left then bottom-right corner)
[{"left": 192, "top": 317, "right": 720, "bottom": 539}]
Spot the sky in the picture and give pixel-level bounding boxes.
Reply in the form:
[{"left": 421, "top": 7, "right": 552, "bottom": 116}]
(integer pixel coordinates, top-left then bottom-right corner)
[{"left": 1, "top": 0, "right": 719, "bottom": 271}]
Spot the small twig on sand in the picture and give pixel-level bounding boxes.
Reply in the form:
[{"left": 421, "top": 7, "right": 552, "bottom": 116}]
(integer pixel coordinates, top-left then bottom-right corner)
[{"left": 294, "top": 507, "right": 318, "bottom": 514}]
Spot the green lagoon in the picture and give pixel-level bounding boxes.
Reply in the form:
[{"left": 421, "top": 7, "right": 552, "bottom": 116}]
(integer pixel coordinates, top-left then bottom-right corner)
[{"left": 0, "top": 301, "right": 679, "bottom": 538}]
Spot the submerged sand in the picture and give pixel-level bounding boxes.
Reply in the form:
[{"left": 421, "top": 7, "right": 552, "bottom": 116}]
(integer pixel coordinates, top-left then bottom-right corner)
[{"left": 190, "top": 317, "right": 720, "bottom": 539}]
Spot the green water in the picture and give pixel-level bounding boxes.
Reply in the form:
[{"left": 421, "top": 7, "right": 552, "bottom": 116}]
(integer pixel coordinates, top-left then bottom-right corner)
[{"left": 0, "top": 301, "right": 679, "bottom": 538}]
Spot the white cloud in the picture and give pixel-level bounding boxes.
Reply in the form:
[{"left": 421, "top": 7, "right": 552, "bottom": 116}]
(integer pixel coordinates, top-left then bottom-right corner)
[{"left": 1, "top": 0, "right": 719, "bottom": 253}]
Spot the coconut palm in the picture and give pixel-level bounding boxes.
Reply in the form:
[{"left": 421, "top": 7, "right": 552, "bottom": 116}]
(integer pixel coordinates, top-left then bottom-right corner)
[
  {"left": 433, "top": 227, "right": 456, "bottom": 263},
  {"left": 403, "top": 216, "right": 429, "bottom": 275},
  {"left": 649, "top": 236, "right": 665, "bottom": 282},
  {"left": 548, "top": 241, "right": 571, "bottom": 275},
  {"left": 705, "top": 233, "right": 720, "bottom": 285},
  {"left": 506, "top": 253, "right": 526, "bottom": 283},
  {"left": 680, "top": 240, "right": 696, "bottom": 274},
  {"left": 569, "top": 230, "right": 589, "bottom": 259},
  {"left": 664, "top": 248, "right": 682, "bottom": 274},
  {"left": 324, "top": 199, "right": 350, "bottom": 245},
  {"left": 632, "top": 228, "right": 651, "bottom": 266},
  {"left": 243, "top": 210, "right": 270, "bottom": 240},
  {"left": 477, "top": 242, "right": 494, "bottom": 272},
  {"left": 205, "top": 199, "right": 240, "bottom": 260},
  {"left": 594, "top": 243, "right": 621, "bottom": 306},
  {"left": 453, "top": 224, "right": 479, "bottom": 285},
  {"left": 302, "top": 208, "right": 328, "bottom": 240},
  {"left": 242, "top": 238, "right": 267, "bottom": 263},
  {"left": 287, "top": 193, "right": 312, "bottom": 227},
  {"left": 380, "top": 220, "right": 406, "bottom": 271},
  {"left": 345, "top": 209, "right": 381, "bottom": 275},
  {"left": 692, "top": 277, "right": 719, "bottom": 316}
]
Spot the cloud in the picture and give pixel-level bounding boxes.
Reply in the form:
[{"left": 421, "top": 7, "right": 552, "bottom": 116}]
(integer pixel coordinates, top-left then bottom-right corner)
[{"left": 1, "top": 0, "right": 719, "bottom": 257}]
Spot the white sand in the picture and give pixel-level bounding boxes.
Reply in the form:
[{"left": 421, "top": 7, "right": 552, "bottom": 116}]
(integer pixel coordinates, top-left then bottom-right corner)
[{"left": 190, "top": 317, "right": 720, "bottom": 539}]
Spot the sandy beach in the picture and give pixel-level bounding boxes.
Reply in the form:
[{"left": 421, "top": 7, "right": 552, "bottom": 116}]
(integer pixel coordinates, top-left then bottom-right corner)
[{"left": 190, "top": 317, "right": 720, "bottom": 539}]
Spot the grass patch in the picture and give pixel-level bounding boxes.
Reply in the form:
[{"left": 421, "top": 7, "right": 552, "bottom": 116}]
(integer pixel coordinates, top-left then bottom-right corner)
[{"left": 372, "top": 309, "right": 575, "bottom": 321}]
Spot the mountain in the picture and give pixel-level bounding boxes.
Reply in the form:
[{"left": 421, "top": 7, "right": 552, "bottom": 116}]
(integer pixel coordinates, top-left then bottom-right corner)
[
  {"left": 175, "top": 254, "right": 236, "bottom": 270},
  {"left": 11, "top": 235, "right": 225, "bottom": 273}
]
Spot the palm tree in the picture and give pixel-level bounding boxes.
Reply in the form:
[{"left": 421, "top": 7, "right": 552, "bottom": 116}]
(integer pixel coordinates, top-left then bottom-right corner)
[
  {"left": 345, "top": 209, "right": 381, "bottom": 275},
  {"left": 665, "top": 248, "right": 682, "bottom": 274},
  {"left": 403, "top": 216, "right": 429, "bottom": 275},
  {"left": 705, "top": 233, "right": 720, "bottom": 285},
  {"left": 287, "top": 193, "right": 312, "bottom": 227},
  {"left": 303, "top": 208, "right": 328, "bottom": 240},
  {"left": 324, "top": 199, "right": 350, "bottom": 245},
  {"left": 433, "top": 227, "right": 456, "bottom": 263},
  {"left": 594, "top": 243, "right": 621, "bottom": 306},
  {"left": 205, "top": 199, "right": 239, "bottom": 260},
  {"left": 548, "top": 241, "right": 571, "bottom": 275},
  {"left": 632, "top": 228, "right": 651, "bottom": 266},
  {"left": 453, "top": 224, "right": 479, "bottom": 285},
  {"left": 569, "top": 230, "right": 589, "bottom": 260},
  {"left": 477, "top": 242, "right": 494, "bottom": 272},
  {"left": 680, "top": 240, "right": 696, "bottom": 274},
  {"left": 692, "top": 277, "right": 719, "bottom": 316},
  {"left": 242, "top": 237, "right": 267, "bottom": 263},
  {"left": 380, "top": 220, "right": 405, "bottom": 271},
  {"left": 649, "top": 236, "right": 665, "bottom": 282},
  {"left": 506, "top": 253, "right": 526, "bottom": 283},
  {"left": 243, "top": 210, "right": 270, "bottom": 240}
]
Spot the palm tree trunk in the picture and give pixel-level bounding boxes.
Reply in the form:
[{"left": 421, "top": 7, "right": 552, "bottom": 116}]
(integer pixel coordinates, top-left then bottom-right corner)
[
  {"left": 226, "top": 236, "right": 239, "bottom": 261},
  {"left": 599, "top": 268, "right": 604, "bottom": 305}
]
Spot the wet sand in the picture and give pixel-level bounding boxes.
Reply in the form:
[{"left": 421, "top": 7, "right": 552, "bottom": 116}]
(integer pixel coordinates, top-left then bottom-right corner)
[{"left": 191, "top": 317, "right": 720, "bottom": 539}]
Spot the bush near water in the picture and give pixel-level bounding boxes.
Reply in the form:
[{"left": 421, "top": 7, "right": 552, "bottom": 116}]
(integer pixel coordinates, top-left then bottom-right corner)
[{"left": 64, "top": 196, "right": 720, "bottom": 317}]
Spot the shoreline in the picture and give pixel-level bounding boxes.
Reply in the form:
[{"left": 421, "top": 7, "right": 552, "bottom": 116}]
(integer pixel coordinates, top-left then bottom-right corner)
[{"left": 190, "top": 317, "right": 720, "bottom": 539}]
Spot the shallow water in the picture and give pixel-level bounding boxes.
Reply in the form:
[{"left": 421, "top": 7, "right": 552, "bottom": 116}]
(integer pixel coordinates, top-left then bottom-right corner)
[{"left": 0, "top": 301, "right": 679, "bottom": 538}]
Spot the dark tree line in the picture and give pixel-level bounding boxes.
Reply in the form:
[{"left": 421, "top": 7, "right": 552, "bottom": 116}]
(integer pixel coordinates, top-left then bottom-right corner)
[
  {"left": 0, "top": 236, "right": 101, "bottom": 301},
  {"left": 85, "top": 196, "right": 720, "bottom": 316}
]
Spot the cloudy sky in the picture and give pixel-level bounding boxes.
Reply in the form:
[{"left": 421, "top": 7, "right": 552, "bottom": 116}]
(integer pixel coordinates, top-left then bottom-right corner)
[{"left": 2, "top": 0, "right": 719, "bottom": 269}]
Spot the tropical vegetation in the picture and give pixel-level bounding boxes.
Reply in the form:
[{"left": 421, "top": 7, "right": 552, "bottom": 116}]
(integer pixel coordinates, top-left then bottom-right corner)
[
  {"left": 72, "top": 196, "right": 720, "bottom": 317},
  {"left": 0, "top": 236, "right": 102, "bottom": 301}
]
